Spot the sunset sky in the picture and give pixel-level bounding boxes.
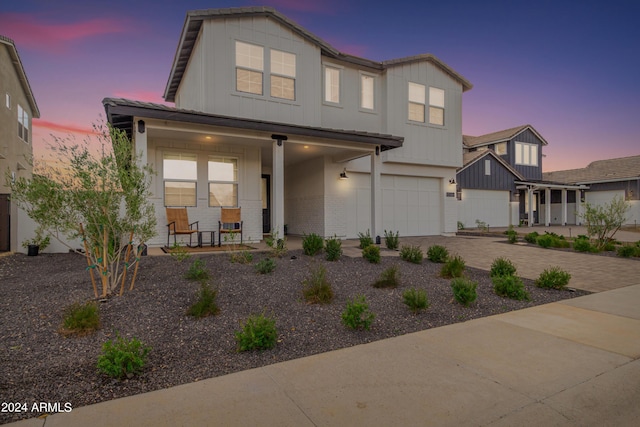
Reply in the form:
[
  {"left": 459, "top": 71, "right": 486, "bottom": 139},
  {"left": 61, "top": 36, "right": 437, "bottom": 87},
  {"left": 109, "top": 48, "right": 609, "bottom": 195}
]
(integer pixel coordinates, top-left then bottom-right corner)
[{"left": 1, "top": 0, "right": 638, "bottom": 172}]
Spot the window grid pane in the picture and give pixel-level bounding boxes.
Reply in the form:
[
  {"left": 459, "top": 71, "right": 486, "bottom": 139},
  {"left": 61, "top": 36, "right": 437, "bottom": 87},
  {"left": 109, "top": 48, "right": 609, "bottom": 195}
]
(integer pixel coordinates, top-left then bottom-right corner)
[
  {"left": 429, "top": 87, "right": 445, "bottom": 107},
  {"left": 236, "top": 69, "right": 263, "bottom": 95},
  {"left": 408, "top": 102, "right": 425, "bottom": 122},
  {"left": 209, "top": 183, "right": 238, "bottom": 207},
  {"left": 164, "top": 153, "right": 197, "bottom": 180},
  {"left": 325, "top": 67, "right": 340, "bottom": 103},
  {"left": 408, "top": 82, "right": 425, "bottom": 104},
  {"left": 271, "top": 50, "right": 296, "bottom": 77},
  {"left": 164, "top": 181, "right": 196, "bottom": 207},
  {"left": 271, "top": 75, "right": 295, "bottom": 100},
  {"left": 208, "top": 157, "right": 237, "bottom": 181},
  {"left": 236, "top": 41, "right": 263, "bottom": 71},
  {"left": 429, "top": 107, "right": 444, "bottom": 125}
]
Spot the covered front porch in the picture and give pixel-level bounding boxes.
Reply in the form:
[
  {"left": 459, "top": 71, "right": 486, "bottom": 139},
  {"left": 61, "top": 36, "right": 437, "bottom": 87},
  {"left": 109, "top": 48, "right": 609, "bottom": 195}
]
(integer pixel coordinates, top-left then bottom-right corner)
[{"left": 516, "top": 181, "right": 589, "bottom": 227}]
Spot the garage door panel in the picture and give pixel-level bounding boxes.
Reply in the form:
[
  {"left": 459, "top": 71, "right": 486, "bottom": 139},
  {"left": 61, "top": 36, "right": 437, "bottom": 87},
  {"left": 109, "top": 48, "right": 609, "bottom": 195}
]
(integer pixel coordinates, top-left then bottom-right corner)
[{"left": 459, "top": 189, "right": 509, "bottom": 228}]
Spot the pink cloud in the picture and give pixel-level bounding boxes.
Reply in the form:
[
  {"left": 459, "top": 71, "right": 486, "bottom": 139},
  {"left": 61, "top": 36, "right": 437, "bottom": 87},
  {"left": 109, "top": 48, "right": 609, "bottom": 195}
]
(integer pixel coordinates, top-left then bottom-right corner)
[
  {"left": 0, "top": 13, "right": 130, "bottom": 53},
  {"left": 33, "top": 119, "right": 96, "bottom": 135}
]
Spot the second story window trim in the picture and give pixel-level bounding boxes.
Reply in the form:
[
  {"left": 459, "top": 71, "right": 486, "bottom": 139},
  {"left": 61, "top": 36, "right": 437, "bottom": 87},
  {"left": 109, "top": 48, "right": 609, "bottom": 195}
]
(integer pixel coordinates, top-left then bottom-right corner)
[
  {"left": 360, "top": 72, "right": 375, "bottom": 111},
  {"left": 270, "top": 49, "right": 296, "bottom": 101},
  {"left": 408, "top": 82, "right": 425, "bottom": 123},
  {"left": 324, "top": 65, "right": 341, "bottom": 105},
  {"left": 515, "top": 141, "right": 538, "bottom": 166},
  {"left": 17, "top": 104, "right": 29, "bottom": 143},
  {"left": 235, "top": 41, "right": 264, "bottom": 96},
  {"left": 429, "top": 87, "right": 445, "bottom": 126}
]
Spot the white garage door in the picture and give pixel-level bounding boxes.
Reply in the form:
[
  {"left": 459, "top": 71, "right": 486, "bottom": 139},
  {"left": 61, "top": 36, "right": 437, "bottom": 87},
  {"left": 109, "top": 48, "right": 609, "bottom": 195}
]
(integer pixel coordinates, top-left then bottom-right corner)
[
  {"left": 346, "top": 174, "right": 441, "bottom": 238},
  {"left": 459, "top": 189, "right": 510, "bottom": 228},
  {"left": 585, "top": 190, "right": 625, "bottom": 207}
]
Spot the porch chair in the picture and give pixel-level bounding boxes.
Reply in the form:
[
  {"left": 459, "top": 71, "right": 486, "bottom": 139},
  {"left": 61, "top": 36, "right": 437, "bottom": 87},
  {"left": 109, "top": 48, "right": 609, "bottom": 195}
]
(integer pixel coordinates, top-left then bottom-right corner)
[
  {"left": 218, "top": 207, "right": 243, "bottom": 247},
  {"left": 166, "top": 207, "right": 199, "bottom": 247}
]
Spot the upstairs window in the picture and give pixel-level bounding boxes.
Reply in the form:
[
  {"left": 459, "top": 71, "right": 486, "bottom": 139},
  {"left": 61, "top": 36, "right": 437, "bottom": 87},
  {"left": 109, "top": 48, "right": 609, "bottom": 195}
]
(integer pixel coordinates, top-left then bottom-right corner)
[
  {"left": 515, "top": 142, "right": 538, "bottom": 166},
  {"left": 236, "top": 41, "right": 264, "bottom": 95},
  {"left": 163, "top": 153, "right": 197, "bottom": 207},
  {"left": 17, "top": 104, "right": 29, "bottom": 142},
  {"left": 429, "top": 87, "right": 445, "bottom": 125},
  {"left": 485, "top": 159, "right": 491, "bottom": 175},
  {"left": 270, "top": 49, "right": 296, "bottom": 100},
  {"left": 495, "top": 142, "right": 507, "bottom": 155},
  {"left": 208, "top": 157, "right": 238, "bottom": 207},
  {"left": 360, "top": 74, "right": 374, "bottom": 110},
  {"left": 408, "top": 82, "right": 425, "bottom": 122},
  {"left": 324, "top": 66, "right": 340, "bottom": 103},
  {"left": 5, "top": 93, "right": 10, "bottom": 109}
]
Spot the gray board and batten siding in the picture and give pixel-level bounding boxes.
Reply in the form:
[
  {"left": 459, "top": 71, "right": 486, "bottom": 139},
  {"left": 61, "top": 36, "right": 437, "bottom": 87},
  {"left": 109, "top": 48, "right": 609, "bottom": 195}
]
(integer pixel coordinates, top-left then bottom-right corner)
[
  {"left": 505, "top": 128, "right": 544, "bottom": 181},
  {"left": 458, "top": 155, "right": 518, "bottom": 192}
]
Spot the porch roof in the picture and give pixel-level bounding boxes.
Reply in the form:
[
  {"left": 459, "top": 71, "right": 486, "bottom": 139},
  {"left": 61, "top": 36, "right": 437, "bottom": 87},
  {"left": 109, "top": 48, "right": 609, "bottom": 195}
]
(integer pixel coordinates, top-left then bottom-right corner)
[
  {"left": 515, "top": 180, "right": 588, "bottom": 191},
  {"left": 102, "top": 98, "right": 404, "bottom": 151}
]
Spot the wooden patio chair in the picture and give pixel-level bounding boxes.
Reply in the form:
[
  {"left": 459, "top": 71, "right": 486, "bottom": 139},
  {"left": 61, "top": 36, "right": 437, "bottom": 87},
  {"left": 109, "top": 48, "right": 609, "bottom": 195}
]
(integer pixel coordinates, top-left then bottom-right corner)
[
  {"left": 166, "top": 207, "right": 199, "bottom": 247},
  {"left": 218, "top": 207, "right": 242, "bottom": 247}
]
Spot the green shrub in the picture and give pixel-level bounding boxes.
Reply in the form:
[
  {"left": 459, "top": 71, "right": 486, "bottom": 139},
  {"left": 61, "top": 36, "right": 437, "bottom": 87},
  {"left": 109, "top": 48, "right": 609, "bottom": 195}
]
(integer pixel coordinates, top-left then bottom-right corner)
[
  {"left": 255, "top": 257, "right": 276, "bottom": 274},
  {"left": 324, "top": 236, "right": 342, "bottom": 261},
  {"left": 187, "top": 282, "right": 220, "bottom": 318},
  {"left": 235, "top": 312, "right": 278, "bottom": 351},
  {"left": 451, "top": 277, "right": 478, "bottom": 307},
  {"left": 427, "top": 245, "right": 449, "bottom": 263},
  {"left": 97, "top": 334, "right": 151, "bottom": 379},
  {"left": 230, "top": 250, "right": 253, "bottom": 264},
  {"left": 490, "top": 257, "right": 517, "bottom": 278},
  {"left": 617, "top": 245, "right": 639, "bottom": 258},
  {"left": 603, "top": 241, "right": 616, "bottom": 252},
  {"left": 265, "top": 232, "right": 287, "bottom": 258},
  {"left": 61, "top": 301, "right": 100, "bottom": 335},
  {"left": 538, "top": 232, "right": 570, "bottom": 248},
  {"left": 384, "top": 230, "right": 400, "bottom": 250},
  {"left": 362, "top": 244, "right": 381, "bottom": 264},
  {"left": 400, "top": 245, "right": 423, "bottom": 264},
  {"left": 505, "top": 225, "right": 518, "bottom": 244},
  {"left": 169, "top": 242, "right": 191, "bottom": 262},
  {"left": 524, "top": 231, "right": 539, "bottom": 244},
  {"left": 358, "top": 229, "right": 374, "bottom": 249},
  {"left": 302, "top": 264, "right": 334, "bottom": 304},
  {"left": 535, "top": 267, "right": 571, "bottom": 290},
  {"left": 536, "top": 234, "right": 554, "bottom": 248},
  {"left": 440, "top": 254, "right": 465, "bottom": 278},
  {"left": 185, "top": 258, "right": 210, "bottom": 282},
  {"left": 457, "top": 221, "right": 465, "bottom": 230},
  {"left": 493, "top": 275, "right": 530, "bottom": 300},
  {"left": 341, "top": 295, "right": 375, "bottom": 330},
  {"left": 302, "top": 233, "right": 324, "bottom": 256},
  {"left": 403, "top": 288, "right": 429, "bottom": 313},
  {"left": 573, "top": 237, "right": 595, "bottom": 252},
  {"left": 373, "top": 265, "right": 400, "bottom": 288}
]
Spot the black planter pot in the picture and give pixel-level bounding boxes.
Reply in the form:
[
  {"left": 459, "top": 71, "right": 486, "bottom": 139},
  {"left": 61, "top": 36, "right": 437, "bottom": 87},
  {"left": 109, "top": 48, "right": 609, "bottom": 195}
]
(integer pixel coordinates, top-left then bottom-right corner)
[{"left": 27, "top": 244, "right": 39, "bottom": 256}]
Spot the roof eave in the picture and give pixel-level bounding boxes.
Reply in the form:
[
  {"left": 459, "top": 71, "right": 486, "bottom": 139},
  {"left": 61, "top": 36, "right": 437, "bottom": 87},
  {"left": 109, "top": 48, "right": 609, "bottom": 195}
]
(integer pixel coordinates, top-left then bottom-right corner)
[{"left": 0, "top": 35, "right": 40, "bottom": 118}]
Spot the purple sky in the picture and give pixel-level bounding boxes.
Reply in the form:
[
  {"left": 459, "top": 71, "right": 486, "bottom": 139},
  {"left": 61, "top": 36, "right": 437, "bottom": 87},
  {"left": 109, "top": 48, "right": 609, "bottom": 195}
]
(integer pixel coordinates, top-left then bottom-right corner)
[{"left": 2, "top": 0, "right": 638, "bottom": 171}]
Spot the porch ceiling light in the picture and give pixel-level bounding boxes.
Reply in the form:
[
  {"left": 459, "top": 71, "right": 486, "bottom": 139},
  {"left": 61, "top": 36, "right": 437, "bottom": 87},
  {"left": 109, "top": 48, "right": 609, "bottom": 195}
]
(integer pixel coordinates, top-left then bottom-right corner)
[{"left": 339, "top": 168, "right": 349, "bottom": 180}]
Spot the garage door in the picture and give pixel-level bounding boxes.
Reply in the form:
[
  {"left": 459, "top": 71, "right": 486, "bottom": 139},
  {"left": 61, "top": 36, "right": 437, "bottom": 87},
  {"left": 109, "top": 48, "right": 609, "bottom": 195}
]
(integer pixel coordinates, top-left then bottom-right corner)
[
  {"left": 459, "top": 189, "right": 510, "bottom": 228},
  {"left": 585, "top": 190, "right": 625, "bottom": 207},
  {"left": 346, "top": 174, "right": 441, "bottom": 238}
]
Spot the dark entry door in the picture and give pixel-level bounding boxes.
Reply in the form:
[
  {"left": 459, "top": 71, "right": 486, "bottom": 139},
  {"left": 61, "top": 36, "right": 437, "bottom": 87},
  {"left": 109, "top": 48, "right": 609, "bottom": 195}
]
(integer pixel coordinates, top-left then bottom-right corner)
[
  {"left": 261, "top": 175, "right": 271, "bottom": 234},
  {"left": 0, "top": 194, "right": 9, "bottom": 252}
]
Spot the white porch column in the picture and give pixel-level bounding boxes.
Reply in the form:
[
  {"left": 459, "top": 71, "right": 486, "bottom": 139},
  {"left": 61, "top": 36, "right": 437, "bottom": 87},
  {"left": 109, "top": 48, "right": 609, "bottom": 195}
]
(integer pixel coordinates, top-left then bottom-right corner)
[
  {"left": 575, "top": 190, "right": 582, "bottom": 225},
  {"left": 545, "top": 188, "right": 551, "bottom": 226},
  {"left": 561, "top": 188, "right": 567, "bottom": 225},
  {"left": 528, "top": 188, "right": 534, "bottom": 227},
  {"left": 272, "top": 138, "right": 285, "bottom": 239},
  {"left": 370, "top": 147, "right": 382, "bottom": 241},
  {"left": 134, "top": 119, "right": 147, "bottom": 165}
]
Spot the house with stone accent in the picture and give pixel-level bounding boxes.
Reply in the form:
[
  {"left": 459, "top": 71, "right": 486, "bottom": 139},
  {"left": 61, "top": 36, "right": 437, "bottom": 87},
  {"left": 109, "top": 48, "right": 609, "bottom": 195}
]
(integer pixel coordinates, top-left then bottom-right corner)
[
  {"left": 0, "top": 35, "right": 39, "bottom": 252},
  {"left": 104, "top": 6, "right": 472, "bottom": 247}
]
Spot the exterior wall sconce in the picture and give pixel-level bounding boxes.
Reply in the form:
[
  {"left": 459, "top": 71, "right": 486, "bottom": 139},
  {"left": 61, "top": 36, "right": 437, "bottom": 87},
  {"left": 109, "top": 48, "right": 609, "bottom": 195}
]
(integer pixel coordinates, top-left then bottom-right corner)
[
  {"left": 449, "top": 179, "right": 456, "bottom": 185},
  {"left": 339, "top": 168, "right": 349, "bottom": 180},
  {"left": 137, "top": 120, "right": 145, "bottom": 134}
]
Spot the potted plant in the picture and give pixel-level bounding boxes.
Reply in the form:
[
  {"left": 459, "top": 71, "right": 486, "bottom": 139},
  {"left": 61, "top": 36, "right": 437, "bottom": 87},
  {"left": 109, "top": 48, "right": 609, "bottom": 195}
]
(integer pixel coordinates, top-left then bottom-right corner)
[{"left": 22, "top": 229, "right": 50, "bottom": 256}]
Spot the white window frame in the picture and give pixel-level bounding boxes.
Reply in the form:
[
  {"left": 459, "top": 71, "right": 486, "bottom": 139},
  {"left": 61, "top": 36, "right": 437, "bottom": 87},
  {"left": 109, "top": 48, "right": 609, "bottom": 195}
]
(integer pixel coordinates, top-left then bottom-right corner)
[
  {"left": 360, "top": 73, "right": 375, "bottom": 110},
  {"left": 235, "top": 41, "right": 264, "bottom": 96},
  {"left": 324, "top": 65, "right": 341, "bottom": 104},
  {"left": 428, "top": 87, "right": 445, "bottom": 126},
  {"left": 270, "top": 49, "right": 296, "bottom": 101},
  {"left": 408, "top": 82, "right": 425, "bottom": 123},
  {"left": 163, "top": 153, "right": 198, "bottom": 207},
  {"left": 515, "top": 142, "right": 538, "bottom": 166},
  {"left": 485, "top": 159, "right": 491, "bottom": 176},
  {"left": 208, "top": 156, "right": 238, "bottom": 207},
  {"left": 17, "top": 104, "right": 29, "bottom": 142}
]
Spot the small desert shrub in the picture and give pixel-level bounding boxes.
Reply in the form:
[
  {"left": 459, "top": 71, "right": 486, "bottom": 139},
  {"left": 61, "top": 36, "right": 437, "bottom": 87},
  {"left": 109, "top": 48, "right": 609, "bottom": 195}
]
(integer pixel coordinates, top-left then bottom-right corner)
[
  {"left": 169, "top": 242, "right": 191, "bottom": 262},
  {"left": 97, "top": 334, "right": 151, "bottom": 379},
  {"left": 324, "top": 236, "right": 342, "bottom": 261},
  {"left": 493, "top": 275, "right": 530, "bottom": 301},
  {"left": 524, "top": 231, "right": 539, "bottom": 244},
  {"left": 537, "top": 232, "right": 570, "bottom": 249},
  {"left": 451, "top": 277, "right": 478, "bottom": 307},
  {"left": 302, "top": 264, "right": 334, "bottom": 304},
  {"left": 536, "top": 234, "right": 554, "bottom": 248},
  {"left": 535, "top": 267, "right": 571, "bottom": 290},
  {"left": 490, "top": 257, "right": 517, "bottom": 278},
  {"left": 457, "top": 221, "right": 465, "bottom": 230},
  {"left": 573, "top": 237, "right": 595, "bottom": 252},
  {"left": 235, "top": 312, "right": 278, "bottom": 351},
  {"left": 403, "top": 288, "right": 429, "bottom": 313},
  {"left": 266, "top": 233, "right": 287, "bottom": 258},
  {"left": 440, "top": 254, "right": 465, "bottom": 278},
  {"left": 187, "top": 282, "right": 220, "bottom": 318},
  {"left": 230, "top": 250, "right": 253, "bottom": 264},
  {"left": 384, "top": 230, "right": 400, "bottom": 250},
  {"left": 602, "top": 241, "right": 616, "bottom": 252},
  {"left": 358, "top": 229, "right": 374, "bottom": 249},
  {"left": 362, "top": 244, "right": 381, "bottom": 264},
  {"left": 61, "top": 301, "right": 100, "bottom": 335},
  {"left": 505, "top": 225, "right": 518, "bottom": 244},
  {"left": 185, "top": 258, "right": 210, "bottom": 282},
  {"left": 341, "top": 295, "right": 375, "bottom": 330},
  {"left": 427, "top": 245, "right": 449, "bottom": 263},
  {"left": 617, "top": 245, "right": 639, "bottom": 258},
  {"left": 302, "top": 233, "right": 324, "bottom": 256},
  {"left": 373, "top": 265, "right": 400, "bottom": 288},
  {"left": 400, "top": 245, "right": 423, "bottom": 264},
  {"left": 255, "top": 257, "right": 276, "bottom": 274}
]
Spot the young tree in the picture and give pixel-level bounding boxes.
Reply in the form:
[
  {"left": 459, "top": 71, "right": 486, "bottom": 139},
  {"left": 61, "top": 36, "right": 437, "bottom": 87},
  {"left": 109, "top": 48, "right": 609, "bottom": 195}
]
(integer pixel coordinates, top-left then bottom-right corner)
[
  {"left": 8, "top": 123, "right": 156, "bottom": 297},
  {"left": 580, "top": 195, "right": 630, "bottom": 249}
]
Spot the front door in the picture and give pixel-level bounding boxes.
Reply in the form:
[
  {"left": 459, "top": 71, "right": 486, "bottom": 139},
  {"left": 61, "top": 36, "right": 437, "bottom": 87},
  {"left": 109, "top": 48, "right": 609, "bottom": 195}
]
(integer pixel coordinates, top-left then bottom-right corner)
[
  {"left": 261, "top": 175, "right": 271, "bottom": 234},
  {"left": 0, "top": 194, "right": 10, "bottom": 252}
]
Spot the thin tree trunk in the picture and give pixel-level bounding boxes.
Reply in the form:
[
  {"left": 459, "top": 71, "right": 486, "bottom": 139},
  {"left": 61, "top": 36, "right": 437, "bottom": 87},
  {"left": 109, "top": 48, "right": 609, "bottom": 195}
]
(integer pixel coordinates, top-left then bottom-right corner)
[
  {"left": 130, "top": 242, "right": 143, "bottom": 291},
  {"left": 119, "top": 230, "right": 134, "bottom": 296},
  {"left": 79, "top": 223, "right": 98, "bottom": 298}
]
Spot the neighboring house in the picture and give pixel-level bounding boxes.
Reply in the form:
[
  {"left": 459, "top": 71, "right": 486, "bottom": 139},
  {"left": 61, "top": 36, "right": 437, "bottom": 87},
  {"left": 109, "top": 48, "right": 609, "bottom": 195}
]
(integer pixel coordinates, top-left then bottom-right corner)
[
  {"left": 543, "top": 155, "right": 640, "bottom": 225},
  {"left": 0, "top": 35, "right": 39, "bottom": 252},
  {"left": 457, "top": 124, "right": 585, "bottom": 227},
  {"left": 104, "top": 6, "right": 472, "bottom": 247}
]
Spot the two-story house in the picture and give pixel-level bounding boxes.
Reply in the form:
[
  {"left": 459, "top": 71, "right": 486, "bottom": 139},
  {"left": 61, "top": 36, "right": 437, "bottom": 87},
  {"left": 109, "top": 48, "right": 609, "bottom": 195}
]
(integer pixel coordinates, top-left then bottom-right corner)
[
  {"left": 0, "top": 35, "right": 39, "bottom": 252},
  {"left": 104, "top": 6, "right": 472, "bottom": 247},
  {"left": 457, "top": 124, "right": 585, "bottom": 228}
]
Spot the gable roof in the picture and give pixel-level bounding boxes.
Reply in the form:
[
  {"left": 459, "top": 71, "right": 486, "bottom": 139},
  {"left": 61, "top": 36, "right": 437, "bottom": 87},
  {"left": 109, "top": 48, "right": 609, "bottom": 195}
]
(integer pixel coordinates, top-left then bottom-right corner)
[
  {"left": 543, "top": 155, "right": 640, "bottom": 184},
  {"left": 458, "top": 149, "right": 524, "bottom": 180},
  {"left": 0, "top": 35, "right": 39, "bottom": 118},
  {"left": 103, "top": 97, "right": 403, "bottom": 150},
  {"left": 164, "top": 6, "right": 472, "bottom": 102},
  {"left": 463, "top": 124, "right": 547, "bottom": 148}
]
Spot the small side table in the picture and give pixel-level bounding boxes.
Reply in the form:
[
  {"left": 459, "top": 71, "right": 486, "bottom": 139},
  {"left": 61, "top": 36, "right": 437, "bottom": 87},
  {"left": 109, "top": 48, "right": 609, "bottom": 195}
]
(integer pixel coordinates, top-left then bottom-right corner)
[{"left": 197, "top": 231, "right": 216, "bottom": 248}]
